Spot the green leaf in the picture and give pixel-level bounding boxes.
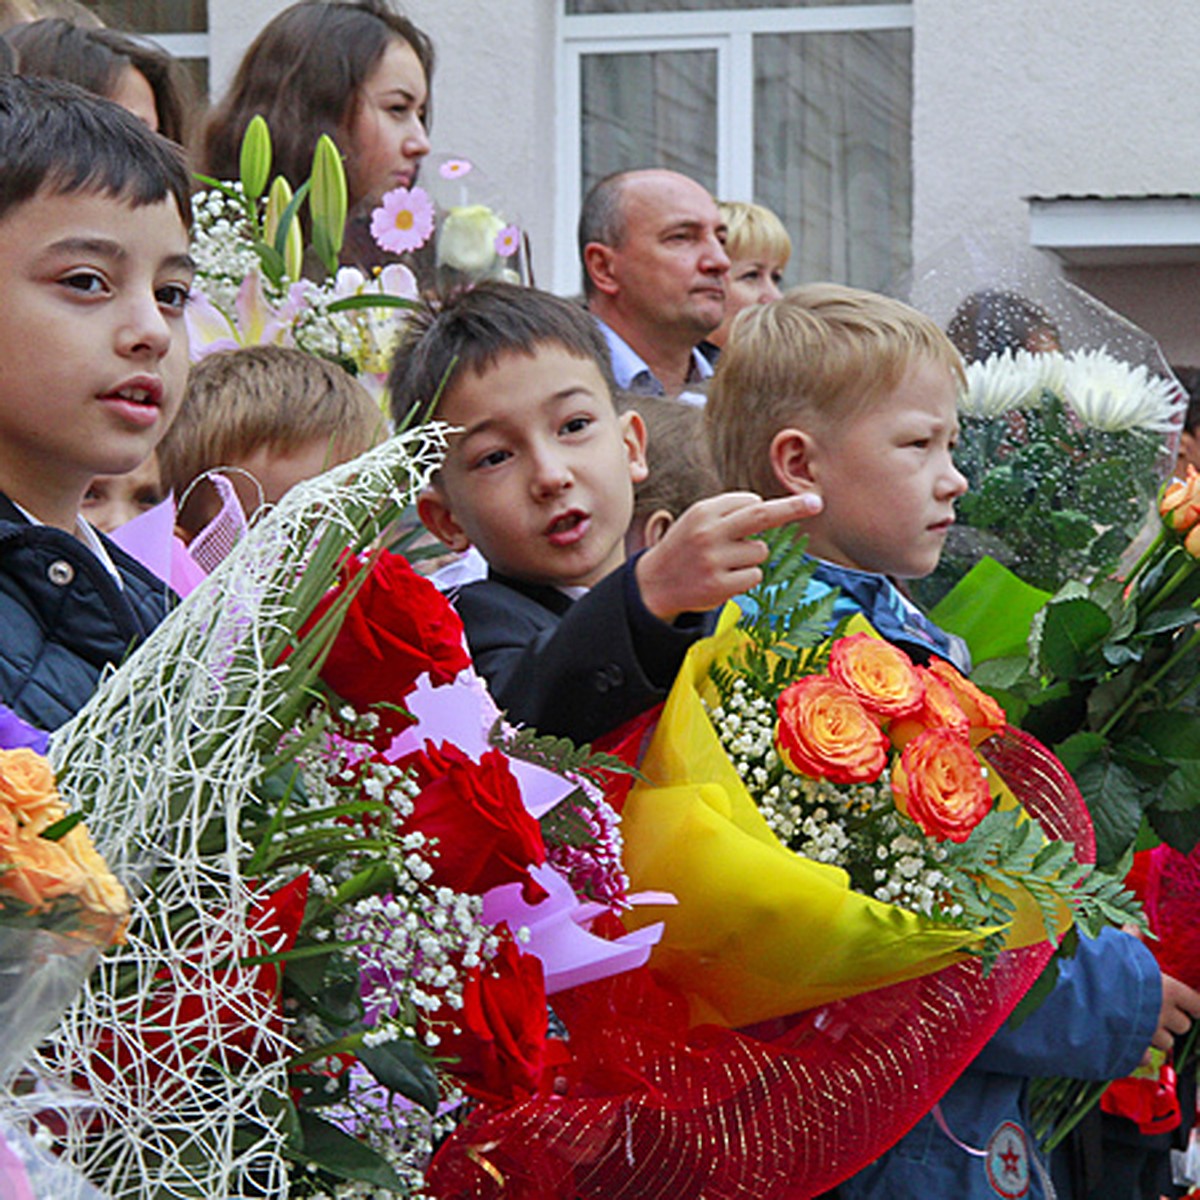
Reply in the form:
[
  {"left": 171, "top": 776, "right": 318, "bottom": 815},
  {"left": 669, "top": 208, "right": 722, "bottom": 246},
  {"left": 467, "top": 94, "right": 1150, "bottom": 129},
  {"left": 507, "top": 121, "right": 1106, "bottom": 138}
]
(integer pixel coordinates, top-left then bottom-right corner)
[
  {"left": 291, "top": 1109, "right": 406, "bottom": 1189},
  {"left": 1051, "top": 731, "right": 1107, "bottom": 775},
  {"left": 1072, "top": 757, "right": 1145, "bottom": 867},
  {"left": 358, "top": 1037, "right": 441, "bottom": 1114},
  {"left": 929, "top": 556, "right": 1051, "bottom": 663},
  {"left": 1134, "top": 711, "right": 1200, "bottom": 761},
  {"left": 1137, "top": 607, "right": 1200, "bottom": 637},
  {"left": 970, "top": 655, "right": 1033, "bottom": 692},
  {"left": 39, "top": 810, "right": 86, "bottom": 840},
  {"left": 327, "top": 294, "right": 420, "bottom": 313},
  {"left": 1038, "top": 598, "right": 1112, "bottom": 678}
]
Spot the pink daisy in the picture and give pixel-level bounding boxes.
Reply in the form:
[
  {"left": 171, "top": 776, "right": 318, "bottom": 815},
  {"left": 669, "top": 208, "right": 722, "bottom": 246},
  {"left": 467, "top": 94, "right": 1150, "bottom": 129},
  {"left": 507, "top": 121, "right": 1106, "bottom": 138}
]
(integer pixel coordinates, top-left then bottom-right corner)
[
  {"left": 369, "top": 186, "right": 435, "bottom": 254},
  {"left": 439, "top": 158, "right": 473, "bottom": 180},
  {"left": 494, "top": 224, "right": 521, "bottom": 258}
]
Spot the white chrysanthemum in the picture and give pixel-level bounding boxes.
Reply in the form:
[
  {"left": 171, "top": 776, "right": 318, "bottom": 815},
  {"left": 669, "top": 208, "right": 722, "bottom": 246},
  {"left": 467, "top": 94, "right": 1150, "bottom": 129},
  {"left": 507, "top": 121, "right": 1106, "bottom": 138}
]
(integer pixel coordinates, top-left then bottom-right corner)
[
  {"left": 1060, "top": 346, "right": 1181, "bottom": 433},
  {"left": 960, "top": 348, "right": 1067, "bottom": 417}
]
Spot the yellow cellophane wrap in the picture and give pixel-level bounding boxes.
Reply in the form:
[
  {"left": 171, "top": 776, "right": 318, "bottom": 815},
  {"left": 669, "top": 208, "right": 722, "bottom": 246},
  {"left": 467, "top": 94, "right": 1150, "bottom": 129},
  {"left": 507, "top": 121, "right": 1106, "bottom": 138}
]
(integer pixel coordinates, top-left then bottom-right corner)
[{"left": 621, "top": 605, "right": 1068, "bottom": 1028}]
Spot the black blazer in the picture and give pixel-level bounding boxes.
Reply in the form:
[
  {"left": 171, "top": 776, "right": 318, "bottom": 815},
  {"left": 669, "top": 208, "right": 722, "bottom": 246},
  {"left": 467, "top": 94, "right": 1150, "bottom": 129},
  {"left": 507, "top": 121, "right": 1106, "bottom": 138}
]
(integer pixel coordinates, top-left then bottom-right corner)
[{"left": 452, "top": 561, "right": 712, "bottom": 745}]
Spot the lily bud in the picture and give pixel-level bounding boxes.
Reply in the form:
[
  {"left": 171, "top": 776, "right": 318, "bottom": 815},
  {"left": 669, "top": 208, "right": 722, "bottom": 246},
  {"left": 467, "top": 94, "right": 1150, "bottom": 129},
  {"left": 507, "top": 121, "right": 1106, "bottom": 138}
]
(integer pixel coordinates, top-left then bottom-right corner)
[
  {"left": 309, "top": 134, "right": 348, "bottom": 271},
  {"left": 265, "top": 176, "right": 303, "bottom": 282},
  {"left": 239, "top": 115, "right": 272, "bottom": 203}
]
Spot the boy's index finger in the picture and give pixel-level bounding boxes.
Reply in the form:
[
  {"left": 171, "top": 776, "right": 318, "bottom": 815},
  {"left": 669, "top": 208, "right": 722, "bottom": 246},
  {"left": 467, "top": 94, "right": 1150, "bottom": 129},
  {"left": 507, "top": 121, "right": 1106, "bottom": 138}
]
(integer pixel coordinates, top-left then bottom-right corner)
[{"left": 727, "top": 491, "right": 823, "bottom": 539}]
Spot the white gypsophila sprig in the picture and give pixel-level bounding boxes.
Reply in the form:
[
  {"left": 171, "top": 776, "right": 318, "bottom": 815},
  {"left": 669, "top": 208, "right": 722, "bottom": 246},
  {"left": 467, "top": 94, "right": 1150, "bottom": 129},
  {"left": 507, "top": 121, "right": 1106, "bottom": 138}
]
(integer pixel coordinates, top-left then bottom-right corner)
[
  {"left": 1060, "top": 347, "right": 1181, "bottom": 434},
  {"left": 3, "top": 427, "right": 453, "bottom": 1200},
  {"left": 190, "top": 186, "right": 264, "bottom": 313},
  {"left": 960, "top": 348, "right": 1068, "bottom": 418}
]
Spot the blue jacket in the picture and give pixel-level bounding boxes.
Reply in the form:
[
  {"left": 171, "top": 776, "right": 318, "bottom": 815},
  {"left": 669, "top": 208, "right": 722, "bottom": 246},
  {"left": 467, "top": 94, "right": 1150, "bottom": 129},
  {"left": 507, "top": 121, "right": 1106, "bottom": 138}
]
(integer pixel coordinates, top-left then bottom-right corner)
[
  {"left": 0, "top": 494, "right": 171, "bottom": 730},
  {"left": 808, "top": 560, "right": 1161, "bottom": 1200}
]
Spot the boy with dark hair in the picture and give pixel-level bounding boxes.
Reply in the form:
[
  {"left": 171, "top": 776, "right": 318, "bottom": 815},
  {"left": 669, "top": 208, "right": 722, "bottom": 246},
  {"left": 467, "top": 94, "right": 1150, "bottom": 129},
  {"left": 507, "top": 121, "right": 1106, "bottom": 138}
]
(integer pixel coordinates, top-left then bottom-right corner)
[
  {"left": 707, "top": 283, "right": 1199, "bottom": 1200},
  {"left": 0, "top": 75, "right": 194, "bottom": 729},
  {"left": 390, "top": 281, "right": 819, "bottom": 744}
]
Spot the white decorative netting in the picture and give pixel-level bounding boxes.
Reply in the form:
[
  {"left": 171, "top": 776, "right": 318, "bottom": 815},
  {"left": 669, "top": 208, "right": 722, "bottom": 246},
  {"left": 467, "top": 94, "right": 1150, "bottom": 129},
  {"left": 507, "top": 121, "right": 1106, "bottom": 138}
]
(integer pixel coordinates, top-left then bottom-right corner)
[{"left": 0, "top": 426, "right": 449, "bottom": 1199}]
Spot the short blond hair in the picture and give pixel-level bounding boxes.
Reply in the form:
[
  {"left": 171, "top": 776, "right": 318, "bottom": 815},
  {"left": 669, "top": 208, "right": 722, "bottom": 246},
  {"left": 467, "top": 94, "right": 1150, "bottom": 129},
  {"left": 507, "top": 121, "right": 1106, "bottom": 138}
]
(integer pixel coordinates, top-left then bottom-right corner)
[
  {"left": 718, "top": 200, "right": 792, "bottom": 267},
  {"left": 159, "top": 346, "right": 384, "bottom": 526},
  {"left": 707, "top": 283, "right": 965, "bottom": 497}
]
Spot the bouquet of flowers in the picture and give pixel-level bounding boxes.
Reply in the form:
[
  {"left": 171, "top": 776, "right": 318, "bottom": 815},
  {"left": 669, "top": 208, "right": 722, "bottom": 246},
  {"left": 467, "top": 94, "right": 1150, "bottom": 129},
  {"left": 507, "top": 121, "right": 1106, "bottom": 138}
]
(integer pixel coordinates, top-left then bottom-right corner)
[
  {"left": 422, "top": 543, "right": 1138, "bottom": 1200},
  {"left": 902, "top": 237, "right": 1183, "bottom": 608},
  {"left": 913, "top": 345, "right": 1182, "bottom": 603},
  {"left": 189, "top": 121, "right": 525, "bottom": 403},
  {"left": 0, "top": 706, "right": 128, "bottom": 1199},
  {"left": 0, "top": 428, "right": 658, "bottom": 1199},
  {"left": 931, "top": 472, "right": 1200, "bottom": 873}
]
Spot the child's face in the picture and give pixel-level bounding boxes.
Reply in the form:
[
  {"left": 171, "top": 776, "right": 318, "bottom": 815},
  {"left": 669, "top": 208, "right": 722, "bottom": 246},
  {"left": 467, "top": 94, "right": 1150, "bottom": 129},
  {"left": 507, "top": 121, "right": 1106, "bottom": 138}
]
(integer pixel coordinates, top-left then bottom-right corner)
[
  {"left": 419, "top": 345, "right": 648, "bottom": 589},
  {"left": 0, "top": 188, "right": 192, "bottom": 527},
  {"left": 82, "top": 452, "right": 165, "bottom": 533},
  {"left": 795, "top": 358, "right": 967, "bottom": 579}
]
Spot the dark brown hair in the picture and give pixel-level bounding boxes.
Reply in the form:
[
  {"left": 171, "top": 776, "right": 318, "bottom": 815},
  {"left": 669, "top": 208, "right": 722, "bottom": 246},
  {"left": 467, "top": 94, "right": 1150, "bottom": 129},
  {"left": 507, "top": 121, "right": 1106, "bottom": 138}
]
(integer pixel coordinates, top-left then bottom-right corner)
[
  {"left": 203, "top": 0, "right": 433, "bottom": 205},
  {"left": 6, "top": 18, "right": 194, "bottom": 145},
  {"left": 388, "top": 281, "right": 618, "bottom": 429}
]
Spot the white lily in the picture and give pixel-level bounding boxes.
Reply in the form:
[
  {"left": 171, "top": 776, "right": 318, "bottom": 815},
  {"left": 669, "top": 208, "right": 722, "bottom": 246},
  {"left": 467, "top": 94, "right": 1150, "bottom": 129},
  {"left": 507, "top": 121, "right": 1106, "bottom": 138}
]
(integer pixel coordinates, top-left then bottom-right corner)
[{"left": 185, "top": 272, "right": 311, "bottom": 362}]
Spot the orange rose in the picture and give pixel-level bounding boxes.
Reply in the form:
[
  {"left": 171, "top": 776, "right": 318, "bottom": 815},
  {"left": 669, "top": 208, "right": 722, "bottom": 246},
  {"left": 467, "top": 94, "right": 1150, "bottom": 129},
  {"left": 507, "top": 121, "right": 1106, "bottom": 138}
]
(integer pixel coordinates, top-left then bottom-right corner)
[
  {"left": 828, "top": 633, "right": 925, "bottom": 721},
  {"left": 59, "top": 824, "right": 131, "bottom": 922},
  {"left": 926, "top": 659, "right": 1007, "bottom": 747},
  {"left": 0, "top": 829, "right": 88, "bottom": 910},
  {"left": 888, "top": 666, "right": 970, "bottom": 751},
  {"left": 1161, "top": 467, "right": 1200, "bottom": 534},
  {"left": 892, "top": 729, "right": 992, "bottom": 843},
  {"left": 0, "top": 747, "right": 65, "bottom": 831},
  {"left": 776, "top": 675, "right": 889, "bottom": 784}
]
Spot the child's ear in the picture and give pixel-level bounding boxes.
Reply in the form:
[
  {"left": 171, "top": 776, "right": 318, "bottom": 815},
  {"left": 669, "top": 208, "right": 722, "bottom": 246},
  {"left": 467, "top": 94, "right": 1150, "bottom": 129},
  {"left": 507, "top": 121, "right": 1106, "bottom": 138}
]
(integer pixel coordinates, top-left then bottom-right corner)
[
  {"left": 642, "top": 507, "right": 675, "bottom": 547},
  {"left": 584, "top": 243, "right": 620, "bottom": 297},
  {"left": 620, "top": 409, "right": 650, "bottom": 484},
  {"left": 770, "top": 427, "right": 820, "bottom": 497},
  {"left": 416, "top": 484, "right": 471, "bottom": 553}
]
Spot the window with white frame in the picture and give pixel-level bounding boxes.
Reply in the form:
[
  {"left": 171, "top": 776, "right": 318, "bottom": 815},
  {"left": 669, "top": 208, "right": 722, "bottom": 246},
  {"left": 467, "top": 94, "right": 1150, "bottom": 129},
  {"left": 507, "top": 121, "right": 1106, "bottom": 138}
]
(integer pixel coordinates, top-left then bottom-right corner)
[{"left": 555, "top": 1, "right": 913, "bottom": 297}]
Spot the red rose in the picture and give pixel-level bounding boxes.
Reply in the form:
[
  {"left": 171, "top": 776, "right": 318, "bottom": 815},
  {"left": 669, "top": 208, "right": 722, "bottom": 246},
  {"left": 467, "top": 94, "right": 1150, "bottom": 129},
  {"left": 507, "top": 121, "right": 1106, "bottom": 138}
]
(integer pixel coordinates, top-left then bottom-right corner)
[
  {"left": 437, "top": 931, "right": 557, "bottom": 1104},
  {"left": 892, "top": 729, "right": 992, "bottom": 843},
  {"left": 312, "top": 552, "right": 471, "bottom": 739},
  {"left": 401, "top": 742, "right": 547, "bottom": 901}
]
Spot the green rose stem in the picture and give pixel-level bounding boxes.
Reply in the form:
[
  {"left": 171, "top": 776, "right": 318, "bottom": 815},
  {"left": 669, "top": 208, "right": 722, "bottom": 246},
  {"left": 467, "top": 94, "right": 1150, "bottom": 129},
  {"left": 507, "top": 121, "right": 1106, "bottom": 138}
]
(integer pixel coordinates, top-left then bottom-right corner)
[{"left": 1098, "top": 625, "right": 1200, "bottom": 739}]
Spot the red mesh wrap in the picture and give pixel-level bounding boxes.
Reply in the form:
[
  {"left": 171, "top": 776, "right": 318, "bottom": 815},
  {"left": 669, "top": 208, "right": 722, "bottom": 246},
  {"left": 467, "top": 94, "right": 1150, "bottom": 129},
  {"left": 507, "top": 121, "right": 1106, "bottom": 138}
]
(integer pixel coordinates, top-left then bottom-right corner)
[
  {"left": 1142, "top": 843, "right": 1200, "bottom": 989},
  {"left": 426, "top": 727, "right": 1091, "bottom": 1199}
]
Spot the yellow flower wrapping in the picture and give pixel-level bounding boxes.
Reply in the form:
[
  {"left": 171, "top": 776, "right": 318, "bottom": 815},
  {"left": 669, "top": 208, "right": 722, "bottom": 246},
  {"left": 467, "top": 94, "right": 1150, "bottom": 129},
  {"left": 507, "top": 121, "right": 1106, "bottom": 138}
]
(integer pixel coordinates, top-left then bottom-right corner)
[{"left": 621, "top": 605, "right": 1069, "bottom": 1028}]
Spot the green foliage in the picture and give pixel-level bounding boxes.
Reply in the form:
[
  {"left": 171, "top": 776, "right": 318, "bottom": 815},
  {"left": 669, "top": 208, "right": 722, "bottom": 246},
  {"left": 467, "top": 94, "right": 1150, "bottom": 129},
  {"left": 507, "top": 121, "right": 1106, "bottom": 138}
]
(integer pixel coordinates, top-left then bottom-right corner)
[
  {"left": 711, "top": 531, "right": 840, "bottom": 703},
  {"left": 488, "top": 718, "right": 639, "bottom": 792},
  {"left": 940, "top": 807, "right": 1143, "bottom": 972}
]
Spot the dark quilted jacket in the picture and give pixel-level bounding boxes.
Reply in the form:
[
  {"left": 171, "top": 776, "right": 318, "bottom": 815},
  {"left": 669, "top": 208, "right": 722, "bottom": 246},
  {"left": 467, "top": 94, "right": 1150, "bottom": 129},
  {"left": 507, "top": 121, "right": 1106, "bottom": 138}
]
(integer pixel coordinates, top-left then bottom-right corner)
[{"left": 0, "top": 493, "right": 172, "bottom": 731}]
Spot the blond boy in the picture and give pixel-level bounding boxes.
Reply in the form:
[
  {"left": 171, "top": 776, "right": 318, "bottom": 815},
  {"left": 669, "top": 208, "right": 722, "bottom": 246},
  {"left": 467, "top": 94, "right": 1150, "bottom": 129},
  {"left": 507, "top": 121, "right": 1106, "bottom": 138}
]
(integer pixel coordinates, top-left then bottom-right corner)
[{"left": 707, "top": 283, "right": 1197, "bottom": 1200}]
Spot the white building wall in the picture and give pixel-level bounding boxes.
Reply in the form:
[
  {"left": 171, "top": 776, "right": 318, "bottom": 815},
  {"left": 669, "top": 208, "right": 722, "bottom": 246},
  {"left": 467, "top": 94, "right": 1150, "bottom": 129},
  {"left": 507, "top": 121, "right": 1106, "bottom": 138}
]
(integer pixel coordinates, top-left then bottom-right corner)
[{"left": 913, "top": 0, "right": 1200, "bottom": 358}]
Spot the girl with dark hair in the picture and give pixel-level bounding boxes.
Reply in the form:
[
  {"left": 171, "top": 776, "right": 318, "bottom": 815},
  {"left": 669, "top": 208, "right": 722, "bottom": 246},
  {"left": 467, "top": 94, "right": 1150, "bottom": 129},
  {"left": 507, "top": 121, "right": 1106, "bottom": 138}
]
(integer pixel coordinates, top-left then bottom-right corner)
[
  {"left": 4, "top": 18, "right": 195, "bottom": 146},
  {"left": 202, "top": 0, "right": 433, "bottom": 267}
]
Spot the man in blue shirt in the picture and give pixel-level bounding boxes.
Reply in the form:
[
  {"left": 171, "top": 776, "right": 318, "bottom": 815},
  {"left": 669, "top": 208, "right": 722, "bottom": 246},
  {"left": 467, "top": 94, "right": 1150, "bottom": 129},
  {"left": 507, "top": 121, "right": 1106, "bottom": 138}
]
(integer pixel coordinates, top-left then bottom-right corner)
[{"left": 579, "top": 168, "right": 729, "bottom": 401}]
